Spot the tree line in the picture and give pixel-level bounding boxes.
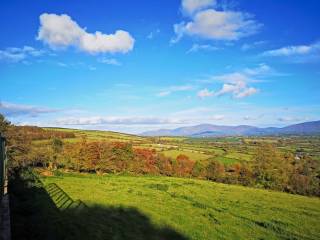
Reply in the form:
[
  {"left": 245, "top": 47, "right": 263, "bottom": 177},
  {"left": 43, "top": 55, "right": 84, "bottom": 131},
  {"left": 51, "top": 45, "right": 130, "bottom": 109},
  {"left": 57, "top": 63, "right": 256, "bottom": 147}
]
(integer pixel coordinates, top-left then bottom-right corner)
[{"left": 1, "top": 114, "right": 319, "bottom": 196}]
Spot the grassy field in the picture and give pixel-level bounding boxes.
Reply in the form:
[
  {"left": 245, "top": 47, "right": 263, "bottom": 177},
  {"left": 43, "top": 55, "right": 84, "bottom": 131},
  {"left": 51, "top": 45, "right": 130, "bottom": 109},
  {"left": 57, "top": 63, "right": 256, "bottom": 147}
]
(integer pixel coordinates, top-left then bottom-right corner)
[
  {"left": 11, "top": 170, "right": 320, "bottom": 240},
  {"left": 162, "top": 149, "right": 210, "bottom": 161}
]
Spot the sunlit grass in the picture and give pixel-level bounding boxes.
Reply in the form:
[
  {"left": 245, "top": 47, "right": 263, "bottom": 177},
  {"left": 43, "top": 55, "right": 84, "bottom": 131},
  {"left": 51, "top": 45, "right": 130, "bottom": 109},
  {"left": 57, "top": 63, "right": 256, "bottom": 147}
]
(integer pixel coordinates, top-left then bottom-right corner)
[{"left": 41, "top": 172, "right": 320, "bottom": 240}]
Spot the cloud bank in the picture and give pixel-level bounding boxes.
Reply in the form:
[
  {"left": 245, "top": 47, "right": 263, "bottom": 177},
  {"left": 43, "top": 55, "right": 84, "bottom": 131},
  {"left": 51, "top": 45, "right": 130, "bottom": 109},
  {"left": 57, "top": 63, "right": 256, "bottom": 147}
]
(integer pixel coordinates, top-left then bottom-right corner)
[{"left": 54, "top": 116, "right": 188, "bottom": 125}]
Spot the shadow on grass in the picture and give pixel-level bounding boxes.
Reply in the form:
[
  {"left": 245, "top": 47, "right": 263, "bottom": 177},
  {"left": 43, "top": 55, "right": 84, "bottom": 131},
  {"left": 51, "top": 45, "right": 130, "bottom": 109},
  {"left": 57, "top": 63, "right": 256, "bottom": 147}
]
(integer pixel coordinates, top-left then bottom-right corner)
[{"left": 9, "top": 169, "right": 189, "bottom": 240}]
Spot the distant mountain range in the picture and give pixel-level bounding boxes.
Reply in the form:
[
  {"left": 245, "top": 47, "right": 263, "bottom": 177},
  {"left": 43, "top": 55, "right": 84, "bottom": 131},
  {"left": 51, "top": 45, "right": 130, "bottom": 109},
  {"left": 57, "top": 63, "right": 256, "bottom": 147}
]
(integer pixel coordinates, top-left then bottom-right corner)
[{"left": 141, "top": 120, "right": 320, "bottom": 137}]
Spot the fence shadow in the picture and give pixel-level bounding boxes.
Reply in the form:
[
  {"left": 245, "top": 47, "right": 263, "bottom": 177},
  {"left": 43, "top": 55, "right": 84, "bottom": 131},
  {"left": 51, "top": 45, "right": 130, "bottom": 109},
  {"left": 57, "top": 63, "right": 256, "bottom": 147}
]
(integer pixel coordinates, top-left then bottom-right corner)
[
  {"left": 46, "top": 183, "right": 87, "bottom": 211},
  {"left": 9, "top": 169, "right": 189, "bottom": 240}
]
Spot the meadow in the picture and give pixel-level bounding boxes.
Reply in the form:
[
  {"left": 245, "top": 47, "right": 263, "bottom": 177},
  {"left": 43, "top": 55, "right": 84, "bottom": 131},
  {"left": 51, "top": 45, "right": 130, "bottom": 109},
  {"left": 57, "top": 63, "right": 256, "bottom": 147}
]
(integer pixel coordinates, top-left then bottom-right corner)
[{"left": 10, "top": 169, "right": 320, "bottom": 240}]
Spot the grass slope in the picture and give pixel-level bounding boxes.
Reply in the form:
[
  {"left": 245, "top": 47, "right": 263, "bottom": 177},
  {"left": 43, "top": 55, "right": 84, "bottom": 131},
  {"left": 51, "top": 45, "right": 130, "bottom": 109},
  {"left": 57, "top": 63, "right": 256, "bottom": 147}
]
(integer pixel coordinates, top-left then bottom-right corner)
[{"left": 36, "top": 172, "right": 320, "bottom": 240}]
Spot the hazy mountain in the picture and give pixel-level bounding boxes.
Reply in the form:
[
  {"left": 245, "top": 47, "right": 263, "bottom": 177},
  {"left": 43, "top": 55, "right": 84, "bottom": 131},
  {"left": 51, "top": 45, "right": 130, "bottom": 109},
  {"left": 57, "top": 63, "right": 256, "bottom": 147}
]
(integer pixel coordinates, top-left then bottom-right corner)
[{"left": 141, "top": 120, "right": 320, "bottom": 137}]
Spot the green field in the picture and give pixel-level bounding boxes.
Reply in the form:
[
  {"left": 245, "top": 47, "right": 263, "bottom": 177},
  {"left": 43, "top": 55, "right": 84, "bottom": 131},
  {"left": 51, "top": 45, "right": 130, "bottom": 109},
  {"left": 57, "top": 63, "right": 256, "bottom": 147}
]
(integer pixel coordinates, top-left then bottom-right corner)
[
  {"left": 162, "top": 149, "right": 210, "bottom": 161},
  {"left": 11, "top": 170, "right": 320, "bottom": 240}
]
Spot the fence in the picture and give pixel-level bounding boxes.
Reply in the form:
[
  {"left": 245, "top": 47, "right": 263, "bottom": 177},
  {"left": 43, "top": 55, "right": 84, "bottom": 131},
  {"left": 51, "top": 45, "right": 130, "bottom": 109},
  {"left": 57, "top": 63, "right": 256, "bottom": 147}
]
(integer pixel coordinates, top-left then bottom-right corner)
[{"left": 0, "top": 133, "right": 7, "bottom": 200}]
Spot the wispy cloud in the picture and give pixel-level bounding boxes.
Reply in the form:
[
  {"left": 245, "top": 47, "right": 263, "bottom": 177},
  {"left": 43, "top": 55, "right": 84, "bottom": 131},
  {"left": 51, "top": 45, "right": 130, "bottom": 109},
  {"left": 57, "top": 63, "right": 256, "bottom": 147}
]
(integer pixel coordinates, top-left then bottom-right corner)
[
  {"left": 147, "top": 29, "right": 160, "bottom": 39},
  {"left": 241, "top": 40, "right": 266, "bottom": 51},
  {"left": 197, "top": 88, "right": 214, "bottom": 98},
  {"left": 54, "top": 116, "right": 189, "bottom": 125},
  {"left": 277, "top": 116, "right": 308, "bottom": 122},
  {"left": 0, "top": 101, "right": 59, "bottom": 117},
  {"left": 98, "top": 57, "right": 122, "bottom": 66},
  {"left": 262, "top": 41, "right": 320, "bottom": 57},
  {"left": 187, "top": 43, "right": 220, "bottom": 53},
  {"left": 210, "top": 114, "right": 225, "bottom": 120},
  {"left": 56, "top": 61, "right": 97, "bottom": 70},
  {"left": 57, "top": 62, "right": 68, "bottom": 67},
  {"left": 157, "top": 85, "right": 193, "bottom": 97},
  {"left": 0, "top": 46, "right": 46, "bottom": 63}
]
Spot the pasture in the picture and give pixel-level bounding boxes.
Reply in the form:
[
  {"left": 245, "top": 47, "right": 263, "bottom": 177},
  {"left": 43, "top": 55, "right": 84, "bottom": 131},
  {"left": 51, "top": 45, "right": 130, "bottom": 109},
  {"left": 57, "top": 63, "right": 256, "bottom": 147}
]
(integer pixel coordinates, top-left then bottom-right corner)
[{"left": 10, "top": 170, "right": 320, "bottom": 240}]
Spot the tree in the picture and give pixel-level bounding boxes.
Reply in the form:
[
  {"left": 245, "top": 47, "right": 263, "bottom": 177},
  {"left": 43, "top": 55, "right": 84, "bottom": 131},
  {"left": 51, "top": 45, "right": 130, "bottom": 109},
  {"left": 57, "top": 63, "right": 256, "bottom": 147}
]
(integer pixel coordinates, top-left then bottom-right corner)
[
  {"left": 174, "top": 154, "right": 194, "bottom": 177},
  {"left": 50, "top": 138, "right": 63, "bottom": 169},
  {"left": 110, "top": 142, "right": 134, "bottom": 172},
  {"left": 289, "top": 155, "right": 320, "bottom": 196},
  {"left": 191, "top": 161, "right": 206, "bottom": 178},
  {"left": 252, "top": 144, "right": 292, "bottom": 190},
  {"left": 156, "top": 154, "right": 173, "bottom": 176},
  {"left": 206, "top": 160, "right": 225, "bottom": 181},
  {"left": 86, "top": 142, "right": 102, "bottom": 172},
  {"left": 5, "top": 126, "right": 32, "bottom": 168},
  {"left": 238, "top": 163, "right": 254, "bottom": 186},
  {"left": 0, "top": 113, "right": 11, "bottom": 133}
]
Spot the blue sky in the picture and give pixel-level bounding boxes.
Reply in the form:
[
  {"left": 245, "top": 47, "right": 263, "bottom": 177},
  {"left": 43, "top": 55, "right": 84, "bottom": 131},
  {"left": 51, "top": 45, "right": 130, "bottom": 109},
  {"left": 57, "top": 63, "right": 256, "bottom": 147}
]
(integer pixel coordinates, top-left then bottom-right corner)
[{"left": 1, "top": 0, "right": 320, "bottom": 133}]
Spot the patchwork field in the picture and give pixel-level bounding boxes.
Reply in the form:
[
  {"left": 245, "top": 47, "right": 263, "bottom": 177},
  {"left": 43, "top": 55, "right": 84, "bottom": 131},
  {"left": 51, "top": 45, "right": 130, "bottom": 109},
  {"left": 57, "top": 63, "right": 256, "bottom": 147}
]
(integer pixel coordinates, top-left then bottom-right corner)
[
  {"left": 11, "top": 170, "right": 320, "bottom": 240},
  {"left": 40, "top": 128, "right": 320, "bottom": 164}
]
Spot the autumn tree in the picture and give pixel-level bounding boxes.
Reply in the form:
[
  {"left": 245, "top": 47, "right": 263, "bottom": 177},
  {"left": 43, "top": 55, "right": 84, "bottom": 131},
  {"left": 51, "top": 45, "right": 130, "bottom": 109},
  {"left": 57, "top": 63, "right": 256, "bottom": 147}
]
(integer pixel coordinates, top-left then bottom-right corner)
[
  {"left": 252, "top": 144, "right": 292, "bottom": 190},
  {"left": 289, "top": 155, "right": 320, "bottom": 196},
  {"left": 206, "top": 160, "right": 225, "bottom": 181},
  {"left": 6, "top": 125, "right": 32, "bottom": 168},
  {"left": 173, "top": 154, "right": 195, "bottom": 177},
  {"left": 0, "top": 113, "right": 11, "bottom": 133},
  {"left": 50, "top": 138, "right": 63, "bottom": 170},
  {"left": 155, "top": 153, "right": 173, "bottom": 176},
  {"left": 191, "top": 161, "right": 206, "bottom": 178}
]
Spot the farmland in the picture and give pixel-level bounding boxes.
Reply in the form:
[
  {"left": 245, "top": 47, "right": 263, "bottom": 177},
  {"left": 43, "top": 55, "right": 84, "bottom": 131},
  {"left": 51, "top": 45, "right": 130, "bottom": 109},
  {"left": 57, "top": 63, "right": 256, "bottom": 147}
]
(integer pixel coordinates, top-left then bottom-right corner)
[{"left": 41, "top": 128, "right": 320, "bottom": 164}]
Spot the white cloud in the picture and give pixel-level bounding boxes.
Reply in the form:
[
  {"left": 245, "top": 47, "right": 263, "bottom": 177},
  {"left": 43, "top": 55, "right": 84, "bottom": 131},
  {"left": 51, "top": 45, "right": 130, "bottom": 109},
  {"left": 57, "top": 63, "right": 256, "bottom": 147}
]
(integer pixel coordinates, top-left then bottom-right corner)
[
  {"left": 98, "top": 57, "right": 122, "bottom": 66},
  {"left": 172, "top": 7, "right": 261, "bottom": 43},
  {"left": 0, "top": 46, "right": 46, "bottom": 63},
  {"left": 0, "top": 101, "right": 59, "bottom": 117},
  {"left": 213, "top": 81, "right": 258, "bottom": 99},
  {"left": 54, "top": 116, "right": 188, "bottom": 125},
  {"left": 213, "top": 74, "right": 259, "bottom": 98},
  {"left": 234, "top": 87, "right": 258, "bottom": 98},
  {"left": 181, "top": 0, "right": 216, "bottom": 15},
  {"left": 37, "top": 13, "right": 135, "bottom": 54},
  {"left": 243, "top": 63, "right": 271, "bottom": 76},
  {"left": 197, "top": 88, "right": 214, "bottom": 98},
  {"left": 187, "top": 43, "right": 220, "bottom": 53},
  {"left": 157, "top": 85, "right": 193, "bottom": 97},
  {"left": 198, "top": 64, "right": 270, "bottom": 99},
  {"left": 262, "top": 42, "right": 320, "bottom": 57}
]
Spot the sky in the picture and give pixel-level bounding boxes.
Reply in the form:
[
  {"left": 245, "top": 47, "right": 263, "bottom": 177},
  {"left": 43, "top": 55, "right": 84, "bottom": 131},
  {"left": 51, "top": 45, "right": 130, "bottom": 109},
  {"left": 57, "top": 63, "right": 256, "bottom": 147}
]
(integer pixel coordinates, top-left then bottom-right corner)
[{"left": 0, "top": 0, "right": 320, "bottom": 134}]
